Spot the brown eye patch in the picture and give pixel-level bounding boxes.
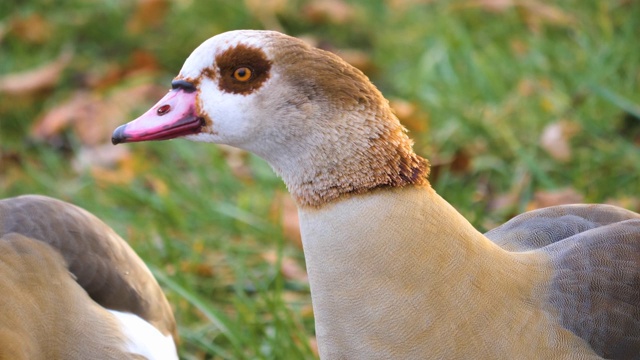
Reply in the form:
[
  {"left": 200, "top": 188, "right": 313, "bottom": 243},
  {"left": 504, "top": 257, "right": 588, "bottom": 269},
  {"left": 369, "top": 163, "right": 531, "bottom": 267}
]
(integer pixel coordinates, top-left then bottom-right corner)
[{"left": 215, "top": 44, "right": 272, "bottom": 95}]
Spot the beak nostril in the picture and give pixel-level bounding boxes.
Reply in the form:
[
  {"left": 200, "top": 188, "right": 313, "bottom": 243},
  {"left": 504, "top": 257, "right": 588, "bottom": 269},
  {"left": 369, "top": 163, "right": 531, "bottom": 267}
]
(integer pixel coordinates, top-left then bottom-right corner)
[{"left": 157, "top": 104, "right": 171, "bottom": 115}]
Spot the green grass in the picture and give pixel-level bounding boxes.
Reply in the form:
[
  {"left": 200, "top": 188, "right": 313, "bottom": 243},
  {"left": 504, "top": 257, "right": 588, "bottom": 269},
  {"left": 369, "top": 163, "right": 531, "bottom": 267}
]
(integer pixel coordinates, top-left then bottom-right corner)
[{"left": 1, "top": 1, "right": 639, "bottom": 359}]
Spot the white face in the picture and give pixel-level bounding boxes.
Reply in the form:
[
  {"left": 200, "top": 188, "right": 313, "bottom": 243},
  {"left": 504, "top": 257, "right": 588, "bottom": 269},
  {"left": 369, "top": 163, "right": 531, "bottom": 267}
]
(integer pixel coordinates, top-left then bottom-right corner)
[
  {"left": 182, "top": 74, "right": 263, "bottom": 147},
  {"left": 178, "top": 31, "right": 304, "bottom": 159},
  {"left": 112, "top": 30, "right": 325, "bottom": 170},
  {"left": 112, "top": 30, "right": 370, "bottom": 176}
]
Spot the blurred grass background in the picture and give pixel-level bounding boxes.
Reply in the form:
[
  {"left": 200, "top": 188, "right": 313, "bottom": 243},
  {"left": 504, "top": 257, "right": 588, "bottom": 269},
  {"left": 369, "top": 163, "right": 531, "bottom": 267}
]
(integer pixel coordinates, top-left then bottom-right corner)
[{"left": 1, "top": 0, "right": 639, "bottom": 359}]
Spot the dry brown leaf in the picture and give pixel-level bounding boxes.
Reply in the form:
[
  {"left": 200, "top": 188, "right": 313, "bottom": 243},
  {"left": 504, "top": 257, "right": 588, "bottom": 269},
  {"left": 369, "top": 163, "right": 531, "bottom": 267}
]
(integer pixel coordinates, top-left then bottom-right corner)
[
  {"left": 299, "top": 35, "right": 374, "bottom": 76},
  {"left": 527, "top": 187, "right": 584, "bottom": 210},
  {"left": 144, "top": 174, "right": 170, "bottom": 197},
  {"left": 334, "top": 49, "right": 376, "bottom": 76},
  {"left": 8, "top": 13, "right": 54, "bottom": 44},
  {"left": 606, "top": 197, "right": 640, "bottom": 213},
  {"left": 487, "top": 173, "right": 531, "bottom": 213},
  {"left": 308, "top": 336, "right": 319, "bottom": 357},
  {"left": 179, "top": 260, "right": 215, "bottom": 278},
  {"left": 244, "top": 0, "right": 287, "bottom": 31},
  {"left": 462, "top": 0, "right": 513, "bottom": 12},
  {"left": 269, "top": 191, "right": 302, "bottom": 247},
  {"left": 428, "top": 149, "right": 473, "bottom": 184},
  {"left": 282, "top": 198, "right": 301, "bottom": 246},
  {"left": 296, "top": 34, "right": 320, "bottom": 49},
  {"left": 516, "top": 78, "right": 536, "bottom": 97},
  {"left": 450, "top": 149, "right": 472, "bottom": 173},
  {"left": 539, "top": 120, "right": 580, "bottom": 162},
  {"left": 84, "top": 50, "right": 160, "bottom": 90},
  {"left": 262, "top": 250, "right": 308, "bottom": 283},
  {"left": 73, "top": 143, "right": 131, "bottom": 172},
  {"left": 617, "top": 112, "right": 640, "bottom": 146},
  {"left": 218, "top": 145, "right": 253, "bottom": 180},
  {"left": 302, "top": 0, "right": 356, "bottom": 24},
  {"left": 390, "top": 99, "right": 429, "bottom": 132},
  {"left": 0, "top": 48, "right": 73, "bottom": 95},
  {"left": 386, "top": 0, "right": 435, "bottom": 13},
  {"left": 244, "top": 0, "right": 287, "bottom": 14},
  {"left": 31, "top": 91, "right": 95, "bottom": 141},
  {"left": 510, "top": 39, "right": 529, "bottom": 57},
  {"left": 89, "top": 151, "right": 141, "bottom": 186},
  {"left": 0, "top": 149, "right": 23, "bottom": 192},
  {"left": 130, "top": 50, "right": 161, "bottom": 73},
  {"left": 0, "top": 22, "right": 7, "bottom": 43},
  {"left": 519, "top": 0, "right": 575, "bottom": 30},
  {"left": 127, "top": 0, "right": 170, "bottom": 34},
  {"left": 459, "top": 0, "right": 574, "bottom": 30},
  {"left": 32, "top": 82, "right": 166, "bottom": 147},
  {"left": 272, "top": 192, "right": 302, "bottom": 248}
]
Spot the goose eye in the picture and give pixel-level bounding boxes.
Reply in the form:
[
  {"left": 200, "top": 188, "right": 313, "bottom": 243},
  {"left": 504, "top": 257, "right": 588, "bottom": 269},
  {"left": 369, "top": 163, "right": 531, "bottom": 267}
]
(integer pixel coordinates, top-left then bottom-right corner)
[{"left": 233, "top": 67, "right": 252, "bottom": 82}]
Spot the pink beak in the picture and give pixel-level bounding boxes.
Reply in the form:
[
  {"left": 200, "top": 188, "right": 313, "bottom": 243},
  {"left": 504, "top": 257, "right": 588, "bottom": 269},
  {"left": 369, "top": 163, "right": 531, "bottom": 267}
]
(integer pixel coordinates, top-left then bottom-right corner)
[{"left": 112, "top": 80, "right": 204, "bottom": 145}]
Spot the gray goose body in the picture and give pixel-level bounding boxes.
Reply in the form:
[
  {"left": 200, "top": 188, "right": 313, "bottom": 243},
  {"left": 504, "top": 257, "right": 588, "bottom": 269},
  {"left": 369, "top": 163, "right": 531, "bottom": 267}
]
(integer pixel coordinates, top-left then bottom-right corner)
[{"left": 0, "top": 195, "right": 177, "bottom": 360}]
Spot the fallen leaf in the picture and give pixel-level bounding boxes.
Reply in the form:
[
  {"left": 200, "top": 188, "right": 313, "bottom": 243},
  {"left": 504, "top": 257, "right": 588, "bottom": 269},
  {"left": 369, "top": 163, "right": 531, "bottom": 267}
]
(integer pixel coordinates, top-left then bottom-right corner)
[
  {"left": 262, "top": 251, "right": 308, "bottom": 283},
  {"left": 486, "top": 172, "right": 531, "bottom": 218},
  {"left": 0, "top": 149, "right": 22, "bottom": 170},
  {"left": 0, "top": 22, "right": 7, "bottom": 43},
  {"left": 527, "top": 187, "right": 584, "bottom": 210},
  {"left": 386, "top": 0, "right": 435, "bottom": 14},
  {"left": 8, "top": 13, "right": 54, "bottom": 44},
  {"left": 87, "top": 50, "right": 161, "bottom": 90},
  {"left": 244, "top": 0, "right": 287, "bottom": 14},
  {"left": 127, "top": 0, "right": 170, "bottom": 34},
  {"left": 296, "top": 34, "right": 321, "bottom": 48},
  {"left": 539, "top": 120, "right": 580, "bottom": 162},
  {"left": 180, "top": 260, "right": 215, "bottom": 278},
  {"left": 73, "top": 143, "right": 131, "bottom": 173},
  {"left": 0, "top": 48, "right": 73, "bottom": 95},
  {"left": 510, "top": 38, "right": 529, "bottom": 57},
  {"left": 450, "top": 149, "right": 472, "bottom": 173},
  {"left": 458, "top": 0, "right": 575, "bottom": 31},
  {"left": 32, "top": 81, "right": 167, "bottom": 147},
  {"left": 90, "top": 151, "right": 138, "bottom": 186},
  {"left": 144, "top": 174, "right": 170, "bottom": 197},
  {"left": 301, "top": 36, "right": 375, "bottom": 76},
  {"left": 606, "top": 197, "right": 640, "bottom": 213},
  {"left": 83, "top": 50, "right": 160, "bottom": 91},
  {"left": 31, "top": 91, "right": 96, "bottom": 142},
  {"left": 390, "top": 98, "right": 429, "bottom": 132},
  {"left": 334, "top": 48, "right": 376, "bottom": 76},
  {"left": 0, "top": 150, "right": 23, "bottom": 191},
  {"left": 308, "top": 336, "right": 319, "bottom": 357},
  {"left": 462, "top": 0, "right": 513, "bottom": 12},
  {"left": 302, "top": 0, "right": 356, "bottom": 25},
  {"left": 130, "top": 50, "right": 161, "bottom": 73},
  {"left": 218, "top": 145, "right": 253, "bottom": 180},
  {"left": 428, "top": 149, "right": 473, "bottom": 184},
  {"left": 519, "top": 0, "right": 575, "bottom": 31},
  {"left": 270, "top": 192, "right": 302, "bottom": 248},
  {"left": 617, "top": 112, "right": 640, "bottom": 146},
  {"left": 281, "top": 194, "right": 301, "bottom": 247},
  {"left": 516, "top": 78, "right": 536, "bottom": 97},
  {"left": 244, "top": 0, "right": 287, "bottom": 31}
]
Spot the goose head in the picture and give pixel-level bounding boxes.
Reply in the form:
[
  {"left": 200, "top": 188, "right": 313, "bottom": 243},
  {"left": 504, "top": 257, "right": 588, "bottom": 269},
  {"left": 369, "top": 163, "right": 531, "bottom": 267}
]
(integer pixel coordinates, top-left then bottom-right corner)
[{"left": 113, "top": 30, "right": 429, "bottom": 206}]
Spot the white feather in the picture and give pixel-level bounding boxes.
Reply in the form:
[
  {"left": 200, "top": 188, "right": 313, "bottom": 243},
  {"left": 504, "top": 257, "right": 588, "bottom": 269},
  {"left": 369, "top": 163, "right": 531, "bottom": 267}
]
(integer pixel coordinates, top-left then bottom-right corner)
[{"left": 108, "top": 310, "right": 178, "bottom": 360}]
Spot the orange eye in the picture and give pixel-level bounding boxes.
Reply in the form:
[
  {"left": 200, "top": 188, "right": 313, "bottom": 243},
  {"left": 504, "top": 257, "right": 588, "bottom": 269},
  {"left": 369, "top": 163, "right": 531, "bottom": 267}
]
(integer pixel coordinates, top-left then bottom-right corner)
[{"left": 233, "top": 67, "right": 252, "bottom": 82}]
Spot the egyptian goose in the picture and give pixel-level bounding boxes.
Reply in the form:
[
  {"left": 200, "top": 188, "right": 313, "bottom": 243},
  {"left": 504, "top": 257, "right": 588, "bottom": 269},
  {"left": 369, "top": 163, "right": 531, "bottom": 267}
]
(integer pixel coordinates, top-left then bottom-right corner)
[
  {"left": 112, "top": 30, "right": 640, "bottom": 359},
  {"left": 0, "top": 195, "right": 178, "bottom": 360}
]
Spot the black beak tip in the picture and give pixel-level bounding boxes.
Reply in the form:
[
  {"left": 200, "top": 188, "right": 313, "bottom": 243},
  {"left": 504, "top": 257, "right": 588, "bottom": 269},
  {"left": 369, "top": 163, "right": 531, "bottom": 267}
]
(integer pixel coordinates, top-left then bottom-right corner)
[{"left": 111, "top": 125, "right": 127, "bottom": 145}]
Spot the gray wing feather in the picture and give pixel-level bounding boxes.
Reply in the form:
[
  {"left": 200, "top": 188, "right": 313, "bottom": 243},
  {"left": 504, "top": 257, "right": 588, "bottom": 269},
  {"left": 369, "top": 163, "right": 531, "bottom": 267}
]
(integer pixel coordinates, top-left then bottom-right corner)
[
  {"left": 485, "top": 204, "right": 640, "bottom": 359},
  {"left": 485, "top": 204, "right": 640, "bottom": 251}
]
